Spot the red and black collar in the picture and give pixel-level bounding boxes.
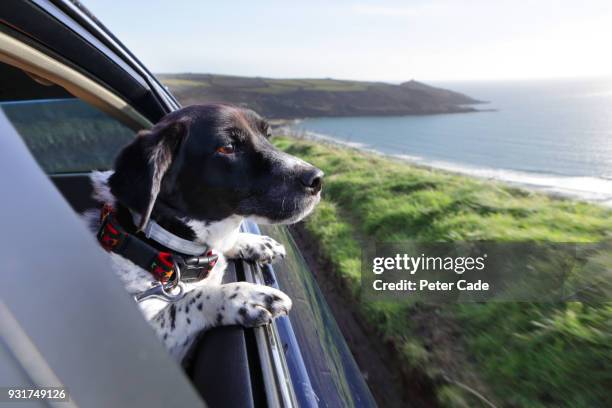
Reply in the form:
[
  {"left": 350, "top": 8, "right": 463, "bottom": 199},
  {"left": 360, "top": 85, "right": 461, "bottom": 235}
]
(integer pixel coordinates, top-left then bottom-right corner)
[{"left": 97, "top": 204, "right": 218, "bottom": 285}]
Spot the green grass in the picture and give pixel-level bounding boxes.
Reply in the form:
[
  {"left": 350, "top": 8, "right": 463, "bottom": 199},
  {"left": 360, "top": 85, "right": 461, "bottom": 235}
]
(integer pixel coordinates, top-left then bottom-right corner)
[
  {"left": 273, "top": 136, "right": 612, "bottom": 407},
  {"left": 160, "top": 75, "right": 370, "bottom": 93},
  {"left": 161, "top": 78, "right": 210, "bottom": 90}
]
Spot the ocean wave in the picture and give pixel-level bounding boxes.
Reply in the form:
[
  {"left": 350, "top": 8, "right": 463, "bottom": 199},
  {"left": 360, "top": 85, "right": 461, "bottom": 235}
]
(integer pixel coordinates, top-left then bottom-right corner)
[
  {"left": 413, "top": 159, "right": 612, "bottom": 206},
  {"left": 289, "top": 129, "right": 612, "bottom": 207}
]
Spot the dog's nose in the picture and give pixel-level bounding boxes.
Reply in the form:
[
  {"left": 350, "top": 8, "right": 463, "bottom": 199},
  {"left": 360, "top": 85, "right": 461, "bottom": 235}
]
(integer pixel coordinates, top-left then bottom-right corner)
[{"left": 299, "top": 167, "right": 324, "bottom": 194}]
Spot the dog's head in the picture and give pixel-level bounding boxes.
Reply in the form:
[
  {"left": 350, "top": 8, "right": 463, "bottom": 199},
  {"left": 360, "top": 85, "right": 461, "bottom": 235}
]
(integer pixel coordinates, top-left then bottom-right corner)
[{"left": 109, "top": 104, "right": 323, "bottom": 229}]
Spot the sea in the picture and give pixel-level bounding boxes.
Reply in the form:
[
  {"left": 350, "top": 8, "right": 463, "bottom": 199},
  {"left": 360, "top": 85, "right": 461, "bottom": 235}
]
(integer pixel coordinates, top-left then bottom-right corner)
[{"left": 289, "top": 78, "right": 612, "bottom": 206}]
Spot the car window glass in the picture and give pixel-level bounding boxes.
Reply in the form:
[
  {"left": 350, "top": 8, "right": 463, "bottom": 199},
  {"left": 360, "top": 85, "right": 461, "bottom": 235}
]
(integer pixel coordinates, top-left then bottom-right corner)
[{"left": 0, "top": 62, "right": 134, "bottom": 174}]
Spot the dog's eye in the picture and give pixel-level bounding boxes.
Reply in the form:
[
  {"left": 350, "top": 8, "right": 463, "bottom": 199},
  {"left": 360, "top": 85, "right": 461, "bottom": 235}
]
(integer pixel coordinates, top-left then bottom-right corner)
[
  {"left": 216, "top": 144, "right": 235, "bottom": 155},
  {"left": 260, "top": 123, "right": 271, "bottom": 138}
]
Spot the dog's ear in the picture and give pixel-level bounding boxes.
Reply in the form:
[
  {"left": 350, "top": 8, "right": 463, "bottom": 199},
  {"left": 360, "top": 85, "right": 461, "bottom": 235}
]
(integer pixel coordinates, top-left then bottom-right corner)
[{"left": 109, "top": 119, "right": 189, "bottom": 231}]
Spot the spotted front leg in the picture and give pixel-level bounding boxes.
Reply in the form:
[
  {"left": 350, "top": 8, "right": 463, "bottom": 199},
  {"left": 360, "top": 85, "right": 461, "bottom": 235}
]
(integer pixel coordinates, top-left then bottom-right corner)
[{"left": 149, "top": 282, "right": 292, "bottom": 360}]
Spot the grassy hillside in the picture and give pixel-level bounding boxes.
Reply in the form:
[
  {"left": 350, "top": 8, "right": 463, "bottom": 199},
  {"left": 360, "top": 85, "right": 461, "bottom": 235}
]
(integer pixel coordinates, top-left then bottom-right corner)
[
  {"left": 158, "top": 73, "right": 482, "bottom": 119},
  {"left": 273, "top": 136, "right": 612, "bottom": 407}
]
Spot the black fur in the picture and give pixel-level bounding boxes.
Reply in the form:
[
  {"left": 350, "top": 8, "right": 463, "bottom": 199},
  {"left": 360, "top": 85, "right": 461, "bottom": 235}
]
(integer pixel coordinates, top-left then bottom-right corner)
[{"left": 169, "top": 303, "right": 176, "bottom": 330}]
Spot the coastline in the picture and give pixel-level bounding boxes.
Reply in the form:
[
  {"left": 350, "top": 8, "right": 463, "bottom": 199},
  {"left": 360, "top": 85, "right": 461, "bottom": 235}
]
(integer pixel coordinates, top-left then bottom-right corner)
[
  {"left": 273, "top": 135, "right": 612, "bottom": 407},
  {"left": 276, "top": 125, "right": 612, "bottom": 208}
]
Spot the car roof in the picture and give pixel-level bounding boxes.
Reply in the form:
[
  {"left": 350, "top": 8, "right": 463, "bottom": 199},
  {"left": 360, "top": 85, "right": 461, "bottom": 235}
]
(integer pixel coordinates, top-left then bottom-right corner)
[{"left": 2, "top": 0, "right": 180, "bottom": 121}]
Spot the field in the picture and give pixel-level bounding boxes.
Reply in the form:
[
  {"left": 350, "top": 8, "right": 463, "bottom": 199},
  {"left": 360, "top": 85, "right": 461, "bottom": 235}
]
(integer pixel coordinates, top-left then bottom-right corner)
[{"left": 273, "top": 136, "right": 612, "bottom": 407}]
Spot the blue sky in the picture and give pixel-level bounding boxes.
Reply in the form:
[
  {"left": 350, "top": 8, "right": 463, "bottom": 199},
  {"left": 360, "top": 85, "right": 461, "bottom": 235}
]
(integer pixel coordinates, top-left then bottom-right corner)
[{"left": 84, "top": 0, "right": 612, "bottom": 81}]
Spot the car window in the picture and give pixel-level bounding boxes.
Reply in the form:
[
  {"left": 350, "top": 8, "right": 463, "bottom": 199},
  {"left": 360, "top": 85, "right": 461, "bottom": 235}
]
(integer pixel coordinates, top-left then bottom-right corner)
[{"left": 0, "top": 62, "right": 134, "bottom": 174}]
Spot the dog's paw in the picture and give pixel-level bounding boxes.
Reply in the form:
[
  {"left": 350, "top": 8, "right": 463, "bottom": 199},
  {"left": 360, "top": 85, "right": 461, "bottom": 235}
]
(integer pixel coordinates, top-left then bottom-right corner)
[
  {"left": 222, "top": 282, "right": 292, "bottom": 327},
  {"left": 227, "top": 233, "right": 286, "bottom": 265},
  {"left": 250, "top": 235, "right": 286, "bottom": 264}
]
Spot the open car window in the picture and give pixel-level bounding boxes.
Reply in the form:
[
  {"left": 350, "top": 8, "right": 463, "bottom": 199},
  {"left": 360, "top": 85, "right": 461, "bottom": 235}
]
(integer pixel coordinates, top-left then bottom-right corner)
[{"left": 0, "top": 62, "right": 134, "bottom": 174}]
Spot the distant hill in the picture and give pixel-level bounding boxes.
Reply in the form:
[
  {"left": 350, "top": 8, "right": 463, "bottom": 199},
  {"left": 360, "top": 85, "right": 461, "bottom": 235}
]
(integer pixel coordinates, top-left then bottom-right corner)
[{"left": 157, "top": 73, "right": 483, "bottom": 119}]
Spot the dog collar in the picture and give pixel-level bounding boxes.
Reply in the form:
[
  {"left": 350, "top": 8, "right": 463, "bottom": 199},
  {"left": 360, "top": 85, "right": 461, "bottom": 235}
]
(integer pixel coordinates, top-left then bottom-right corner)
[
  {"left": 97, "top": 205, "right": 218, "bottom": 286},
  {"left": 131, "top": 211, "right": 208, "bottom": 256}
]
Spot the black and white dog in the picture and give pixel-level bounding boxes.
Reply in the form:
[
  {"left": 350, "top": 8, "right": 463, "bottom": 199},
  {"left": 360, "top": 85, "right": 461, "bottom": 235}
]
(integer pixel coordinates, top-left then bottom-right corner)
[{"left": 88, "top": 104, "right": 322, "bottom": 360}]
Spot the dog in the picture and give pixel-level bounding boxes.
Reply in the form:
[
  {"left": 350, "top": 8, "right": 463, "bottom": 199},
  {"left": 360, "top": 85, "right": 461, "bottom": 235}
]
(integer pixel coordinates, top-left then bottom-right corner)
[{"left": 87, "top": 104, "right": 323, "bottom": 360}]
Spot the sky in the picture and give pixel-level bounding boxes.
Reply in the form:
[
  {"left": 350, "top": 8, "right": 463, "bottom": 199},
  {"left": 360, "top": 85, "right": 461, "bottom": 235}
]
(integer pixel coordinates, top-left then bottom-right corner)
[{"left": 83, "top": 0, "right": 612, "bottom": 82}]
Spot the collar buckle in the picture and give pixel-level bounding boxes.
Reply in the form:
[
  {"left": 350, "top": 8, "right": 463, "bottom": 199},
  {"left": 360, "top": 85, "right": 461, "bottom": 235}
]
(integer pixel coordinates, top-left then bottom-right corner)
[{"left": 179, "top": 252, "right": 219, "bottom": 283}]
